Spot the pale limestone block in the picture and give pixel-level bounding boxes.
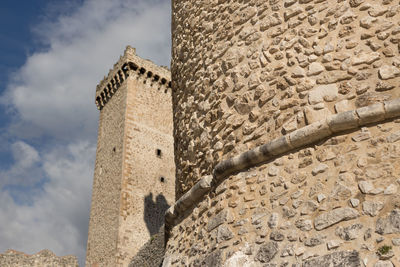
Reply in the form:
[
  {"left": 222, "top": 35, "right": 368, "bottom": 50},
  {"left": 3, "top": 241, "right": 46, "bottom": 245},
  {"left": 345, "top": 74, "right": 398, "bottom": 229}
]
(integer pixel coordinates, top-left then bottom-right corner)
[
  {"left": 334, "top": 99, "right": 352, "bottom": 113},
  {"left": 384, "top": 184, "right": 397, "bottom": 195},
  {"left": 308, "top": 84, "right": 338, "bottom": 104},
  {"left": 304, "top": 106, "right": 332, "bottom": 124},
  {"left": 312, "top": 163, "right": 329, "bottom": 176},
  {"left": 351, "top": 51, "right": 380, "bottom": 65},
  {"left": 358, "top": 181, "right": 374, "bottom": 194},
  {"left": 327, "top": 240, "right": 342, "bottom": 250},
  {"left": 314, "top": 207, "right": 359, "bottom": 230},
  {"left": 362, "top": 201, "right": 384, "bottom": 216},
  {"left": 387, "top": 131, "right": 400, "bottom": 143},
  {"left": 379, "top": 65, "right": 400, "bottom": 80},
  {"left": 224, "top": 251, "right": 257, "bottom": 267},
  {"left": 374, "top": 261, "right": 394, "bottom": 267},
  {"left": 349, "top": 198, "right": 360, "bottom": 208},
  {"left": 307, "top": 62, "right": 324, "bottom": 76}
]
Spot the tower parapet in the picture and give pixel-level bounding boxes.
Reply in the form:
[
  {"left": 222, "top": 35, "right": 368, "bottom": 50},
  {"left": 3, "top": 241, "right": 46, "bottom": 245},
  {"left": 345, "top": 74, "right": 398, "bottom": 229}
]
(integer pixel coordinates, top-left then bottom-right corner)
[{"left": 95, "top": 46, "right": 171, "bottom": 110}]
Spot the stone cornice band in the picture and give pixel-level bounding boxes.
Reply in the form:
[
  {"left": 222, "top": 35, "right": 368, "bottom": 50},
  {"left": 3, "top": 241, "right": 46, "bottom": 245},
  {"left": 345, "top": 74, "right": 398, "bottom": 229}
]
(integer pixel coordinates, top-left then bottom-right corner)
[
  {"left": 95, "top": 46, "right": 172, "bottom": 110},
  {"left": 166, "top": 98, "right": 400, "bottom": 226}
]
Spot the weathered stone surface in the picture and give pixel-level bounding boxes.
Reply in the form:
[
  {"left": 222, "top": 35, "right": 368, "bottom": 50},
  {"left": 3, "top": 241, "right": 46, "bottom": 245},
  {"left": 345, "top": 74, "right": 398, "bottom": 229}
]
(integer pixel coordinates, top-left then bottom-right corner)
[
  {"left": 308, "top": 62, "right": 325, "bottom": 76},
  {"left": 165, "top": 0, "right": 400, "bottom": 266},
  {"left": 327, "top": 240, "right": 342, "bottom": 250},
  {"left": 210, "top": 209, "right": 234, "bottom": 231},
  {"left": 217, "top": 225, "right": 234, "bottom": 243},
  {"left": 312, "top": 163, "right": 328, "bottom": 176},
  {"left": 351, "top": 52, "right": 380, "bottom": 65},
  {"left": 302, "top": 251, "right": 361, "bottom": 267},
  {"left": 0, "top": 250, "right": 78, "bottom": 267},
  {"left": 358, "top": 181, "right": 374, "bottom": 194},
  {"left": 304, "top": 107, "right": 331, "bottom": 124},
  {"left": 314, "top": 208, "right": 359, "bottom": 230},
  {"left": 363, "top": 201, "right": 384, "bottom": 217},
  {"left": 336, "top": 224, "right": 363, "bottom": 241},
  {"left": 379, "top": 65, "right": 400, "bottom": 80},
  {"left": 224, "top": 251, "right": 257, "bottom": 267},
  {"left": 256, "top": 242, "right": 279, "bottom": 263},
  {"left": 204, "top": 250, "right": 223, "bottom": 267},
  {"left": 387, "top": 131, "right": 400, "bottom": 143},
  {"left": 374, "top": 261, "right": 394, "bottom": 267},
  {"left": 295, "top": 219, "right": 313, "bottom": 231},
  {"left": 308, "top": 84, "right": 338, "bottom": 105},
  {"left": 376, "top": 209, "right": 400, "bottom": 234}
]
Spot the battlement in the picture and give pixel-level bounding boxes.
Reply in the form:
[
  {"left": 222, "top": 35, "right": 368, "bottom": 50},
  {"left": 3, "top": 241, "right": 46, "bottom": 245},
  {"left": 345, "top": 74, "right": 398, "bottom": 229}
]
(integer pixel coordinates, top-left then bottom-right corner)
[{"left": 95, "top": 46, "right": 171, "bottom": 110}]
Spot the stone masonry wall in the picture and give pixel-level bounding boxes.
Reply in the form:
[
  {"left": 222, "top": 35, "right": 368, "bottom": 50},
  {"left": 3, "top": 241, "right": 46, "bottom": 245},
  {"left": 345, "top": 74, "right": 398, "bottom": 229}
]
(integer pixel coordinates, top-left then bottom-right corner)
[
  {"left": 86, "top": 82, "right": 127, "bottom": 267},
  {"left": 0, "top": 249, "right": 78, "bottom": 267},
  {"left": 115, "top": 69, "right": 174, "bottom": 266},
  {"left": 168, "top": 0, "right": 400, "bottom": 266},
  {"left": 87, "top": 46, "right": 174, "bottom": 267},
  {"left": 164, "top": 120, "right": 400, "bottom": 266},
  {"left": 172, "top": 0, "right": 400, "bottom": 199}
]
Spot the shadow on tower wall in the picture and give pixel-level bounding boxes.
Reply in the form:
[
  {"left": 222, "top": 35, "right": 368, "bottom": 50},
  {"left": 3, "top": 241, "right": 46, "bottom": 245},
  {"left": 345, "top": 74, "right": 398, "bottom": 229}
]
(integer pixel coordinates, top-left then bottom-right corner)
[{"left": 144, "top": 193, "right": 170, "bottom": 236}]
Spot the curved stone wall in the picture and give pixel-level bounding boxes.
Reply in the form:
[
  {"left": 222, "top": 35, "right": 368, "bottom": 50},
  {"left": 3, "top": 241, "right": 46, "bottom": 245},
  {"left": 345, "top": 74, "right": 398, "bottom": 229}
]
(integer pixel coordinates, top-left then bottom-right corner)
[
  {"left": 172, "top": 0, "right": 400, "bottom": 198},
  {"left": 168, "top": 0, "right": 400, "bottom": 266},
  {"left": 165, "top": 119, "right": 400, "bottom": 266}
]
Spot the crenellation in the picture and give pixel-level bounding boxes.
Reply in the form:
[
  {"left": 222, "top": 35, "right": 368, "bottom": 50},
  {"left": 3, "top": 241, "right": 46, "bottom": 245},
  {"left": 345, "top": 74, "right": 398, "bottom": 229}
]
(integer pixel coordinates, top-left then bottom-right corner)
[{"left": 95, "top": 46, "right": 172, "bottom": 110}]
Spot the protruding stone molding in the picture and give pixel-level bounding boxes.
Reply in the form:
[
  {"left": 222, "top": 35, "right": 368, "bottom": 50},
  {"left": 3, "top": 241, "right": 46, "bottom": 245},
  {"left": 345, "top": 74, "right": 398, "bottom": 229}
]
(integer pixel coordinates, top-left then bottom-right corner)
[
  {"left": 165, "top": 175, "right": 212, "bottom": 225},
  {"left": 95, "top": 46, "right": 172, "bottom": 110},
  {"left": 166, "top": 98, "right": 400, "bottom": 226}
]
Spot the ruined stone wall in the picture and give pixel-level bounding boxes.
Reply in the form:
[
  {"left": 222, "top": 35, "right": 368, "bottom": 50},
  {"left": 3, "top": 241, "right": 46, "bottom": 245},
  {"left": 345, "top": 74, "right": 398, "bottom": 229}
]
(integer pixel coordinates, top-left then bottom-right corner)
[
  {"left": 87, "top": 47, "right": 174, "bottom": 267},
  {"left": 167, "top": 0, "right": 400, "bottom": 266},
  {"left": 0, "top": 249, "right": 78, "bottom": 267}
]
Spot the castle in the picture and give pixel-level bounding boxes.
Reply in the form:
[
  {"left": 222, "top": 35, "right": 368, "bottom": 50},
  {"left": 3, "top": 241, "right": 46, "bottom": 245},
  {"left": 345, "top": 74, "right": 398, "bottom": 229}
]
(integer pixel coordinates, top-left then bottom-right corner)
[{"left": 86, "top": 0, "right": 400, "bottom": 266}]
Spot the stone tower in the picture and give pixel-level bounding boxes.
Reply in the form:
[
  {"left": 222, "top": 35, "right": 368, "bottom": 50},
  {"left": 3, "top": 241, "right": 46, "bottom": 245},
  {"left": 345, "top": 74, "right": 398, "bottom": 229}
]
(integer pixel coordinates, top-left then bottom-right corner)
[
  {"left": 86, "top": 46, "right": 174, "bottom": 267},
  {"left": 164, "top": 0, "right": 400, "bottom": 266}
]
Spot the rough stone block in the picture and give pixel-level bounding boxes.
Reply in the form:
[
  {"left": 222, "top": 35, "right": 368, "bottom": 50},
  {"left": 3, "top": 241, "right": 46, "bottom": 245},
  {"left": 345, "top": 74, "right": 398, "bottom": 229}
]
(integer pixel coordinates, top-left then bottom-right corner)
[
  {"left": 376, "top": 209, "right": 400, "bottom": 234},
  {"left": 314, "top": 207, "right": 359, "bottom": 230},
  {"left": 207, "top": 210, "right": 234, "bottom": 232},
  {"left": 384, "top": 98, "right": 400, "bottom": 119},
  {"left": 265, "top": 136, "right": 292, "bottom": 156},
  {"left": 302, "top": 251, "right": 361, "bottom": 267},
  {"left": 327, "top": 110, "right": 359, "bottom": 132},
  {"left": 356, "top": 103, "right": 385, "bottom": 125},
  {"left": 288, "top": 121, "right": 331, "bottom": 148}
]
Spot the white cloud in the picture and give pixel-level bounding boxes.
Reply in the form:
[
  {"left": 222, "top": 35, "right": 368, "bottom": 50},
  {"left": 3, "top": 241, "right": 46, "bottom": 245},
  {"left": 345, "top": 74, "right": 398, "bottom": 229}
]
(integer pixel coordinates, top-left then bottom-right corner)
[
  {"left": 2, "top": 0, "right": 171, "bottom": 141},
  {"left": 0, "top": 141, "right": 96, "bottom": 264},
  {"left": 0, "top": 141, "right": 43, "bottom": 189},
  {"left": 0, "top": 0, "right": 171, "bottom": 265}
]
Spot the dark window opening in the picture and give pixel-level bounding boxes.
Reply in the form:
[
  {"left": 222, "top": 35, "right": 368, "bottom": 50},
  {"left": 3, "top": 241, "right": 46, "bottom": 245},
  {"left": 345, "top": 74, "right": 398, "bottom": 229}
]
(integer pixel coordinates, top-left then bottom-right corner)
[
  {"left": 156, "top": 149, "right": 162, "bottom": 157},
  {"left": 160, "top": 177, "right": 165, "bottom": 183}
]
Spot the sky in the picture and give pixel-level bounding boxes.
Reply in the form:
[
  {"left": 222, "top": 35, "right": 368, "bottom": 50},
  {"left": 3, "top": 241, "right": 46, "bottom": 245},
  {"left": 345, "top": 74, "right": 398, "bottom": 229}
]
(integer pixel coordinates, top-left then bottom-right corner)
[{"left": 0, "top": 0, "right": 171, "bottom": 265}]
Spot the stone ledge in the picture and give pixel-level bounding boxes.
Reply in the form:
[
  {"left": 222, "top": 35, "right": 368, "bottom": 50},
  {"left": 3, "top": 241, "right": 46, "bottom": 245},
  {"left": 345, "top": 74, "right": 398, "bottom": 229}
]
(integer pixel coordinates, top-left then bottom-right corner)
[
  {"left": 95, "top": 46, "right": 171, "bottom": 110},
  {"left": 166, "top": 98, "right": 400, "bottom": 226}
]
